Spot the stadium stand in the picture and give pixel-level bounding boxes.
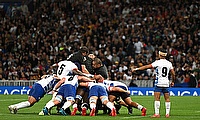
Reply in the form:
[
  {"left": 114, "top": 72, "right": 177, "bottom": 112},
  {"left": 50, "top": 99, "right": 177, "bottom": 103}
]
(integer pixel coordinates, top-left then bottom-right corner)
[{"left": 0, "top": 0, "right": 199, "bottom": 88}]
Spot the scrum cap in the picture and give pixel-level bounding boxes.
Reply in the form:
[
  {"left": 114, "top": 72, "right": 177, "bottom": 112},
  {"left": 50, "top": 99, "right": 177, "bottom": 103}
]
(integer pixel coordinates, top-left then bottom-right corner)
[{"left": 159, "top": 49, "right": 167, "bottom": 57}]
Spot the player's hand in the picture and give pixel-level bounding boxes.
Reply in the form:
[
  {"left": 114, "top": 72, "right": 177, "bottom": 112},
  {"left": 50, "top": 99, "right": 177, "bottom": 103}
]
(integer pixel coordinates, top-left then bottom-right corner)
[
  {"left": 41, "top": 75, "right": 47, "bottom": 79},
  {"left": 131, "top": 67, "right": 138, "bottom": 72},
  {"left": 130, "top": 67, "right": 135, "bottom": 72}
]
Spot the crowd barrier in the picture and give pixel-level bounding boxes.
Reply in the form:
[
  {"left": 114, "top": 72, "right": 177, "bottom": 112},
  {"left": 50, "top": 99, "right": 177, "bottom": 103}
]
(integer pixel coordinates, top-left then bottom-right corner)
[
  {"left": 0, "top": 80, "right": 154, "bottom": 87},
  {"left": 0, "top": 80, "right": 36, "bottom": 86}
]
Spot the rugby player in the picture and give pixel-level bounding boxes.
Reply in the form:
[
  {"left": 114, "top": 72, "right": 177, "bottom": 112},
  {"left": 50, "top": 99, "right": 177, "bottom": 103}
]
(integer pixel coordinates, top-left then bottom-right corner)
[
  {"left": 8, "top": 74, "right": 59, "bottom": 114},
  {"left": 132, "top": 49, "right": 175, "bottom": 118}
]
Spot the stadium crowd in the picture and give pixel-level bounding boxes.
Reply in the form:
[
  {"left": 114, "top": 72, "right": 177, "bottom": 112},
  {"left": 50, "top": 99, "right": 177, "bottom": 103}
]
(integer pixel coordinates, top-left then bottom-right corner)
[{"left": 0, "top": 0, "right": 200, "bottom": 87}]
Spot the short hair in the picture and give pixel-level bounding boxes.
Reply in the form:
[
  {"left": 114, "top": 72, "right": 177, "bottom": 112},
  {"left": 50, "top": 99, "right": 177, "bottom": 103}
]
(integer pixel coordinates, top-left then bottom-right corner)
[
  {"left": 80, "top": 46, "right": 89, "bottom": 54},
  {"left": 93, "top": 57, "right": 102, "bottom": 65},
  {"left": 159, "top": 49, "right": 167, "bottom": 53}
]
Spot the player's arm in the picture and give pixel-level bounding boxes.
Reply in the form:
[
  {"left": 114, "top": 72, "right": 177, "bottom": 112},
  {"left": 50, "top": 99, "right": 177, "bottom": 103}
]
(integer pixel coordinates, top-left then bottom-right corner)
[
  {"left": 109, "top": 86, "right": 130, "bottom": 94},
  {"left": 77, "top": 76, "right": 95, "bottom": 82},
  {"left": 81, "top": 65, "right": 90, "bottom": 74},
  {"left": 94, "top": 74, "right": 104, "bottom": 82},
  {"left": 72, "top": 68, "right": 94, "bottom": 78},
  {"left": 52, "top": 77, "right": 65, "bottom": 92},
  {"left": 79, "top": 82, "right": 90, "bottom": 87},
  {"left": 52, "top": 63, "right": 58, "bottom": 67},
  {"left": 72, "top": 68, "right": 85, "bottom": 75},
  {"left": 131, "top": 64, "right": 153, "bottom": 72},
  {"left": 170, "top": 68, "right": 176, "bottom": 87}
]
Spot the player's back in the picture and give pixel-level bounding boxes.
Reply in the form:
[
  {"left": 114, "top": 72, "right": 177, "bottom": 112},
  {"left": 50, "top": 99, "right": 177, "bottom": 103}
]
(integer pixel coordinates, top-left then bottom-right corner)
[
  {"left": 36, "top": 74, "right": 57, "bottom": 92},
  {"left": 103, "top": 80, "right": 128, "bottom": 90},
  {"left": 88, "top": 82, "right": 106, "bottom": 90},
  {"left": 57, "top": 60, "right": 78, "bottom": 77},
  {"left": 67, "top": 52, "right": 85, "bottom": 64},
  {"left": 151, "top": 59, "right": 173, "bottom": 87},
  {"left": 62, "top": 75, "right": 79, "bottom": 86}
]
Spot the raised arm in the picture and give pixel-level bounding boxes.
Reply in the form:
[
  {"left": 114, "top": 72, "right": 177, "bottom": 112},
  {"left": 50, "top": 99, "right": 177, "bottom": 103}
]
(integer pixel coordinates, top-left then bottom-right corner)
[
  {"left": 77, "top": 76, "right": 95, "bottom": 82},
  {"left": 72, "top": 68, "right": 94, "bottom": 78},
  {"left": 131, "top": 64, "right": 153, "bottom": 72}
]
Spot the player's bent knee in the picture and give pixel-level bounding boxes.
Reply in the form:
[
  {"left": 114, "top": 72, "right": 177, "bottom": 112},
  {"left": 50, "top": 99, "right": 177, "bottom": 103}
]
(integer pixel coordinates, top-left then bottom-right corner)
[
  {"left": 75, "top": 95, "right": 82, "bottom": 100},
  {"left": 101, "top": 96, "right": 109, "bottom": 104},
  {"left": 55, "top": 95, "right": 63, "bottom": 102},
  {"left": 66, "top": 97, "right": 75, "bottom": 101},
  {"left": 89, "top": 98, "right": 96, "bottom": 104}
]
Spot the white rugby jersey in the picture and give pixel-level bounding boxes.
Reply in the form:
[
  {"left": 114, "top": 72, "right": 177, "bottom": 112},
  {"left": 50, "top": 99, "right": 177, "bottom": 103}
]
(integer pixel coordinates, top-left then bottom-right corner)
[
  {"left": 56, "top": 60, "right": 78, "bottom": 77},
  {"left": 61, "top": 75, "right": 79, "bottom": 86},
  {"left": 88, "top": 82, "right": 106, "bottom": 90},
  {"left": 103, "top": 80, "right": 128, "bottom": 91},
  {"left": 151, "top": 59, "right": 173, "bottom": 87},
  {"left": 37, "top": 74, "right": 57, "bottom": 92}
]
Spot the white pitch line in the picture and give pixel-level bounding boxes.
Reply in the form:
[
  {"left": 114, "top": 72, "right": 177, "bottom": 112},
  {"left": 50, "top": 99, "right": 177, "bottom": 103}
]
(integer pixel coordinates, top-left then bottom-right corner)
[
  {"left": 121, "top": 116, "right": 145, "bottom": 119},
  {"left": 0, "top": 99, "right": 27, "bottom": 101}
]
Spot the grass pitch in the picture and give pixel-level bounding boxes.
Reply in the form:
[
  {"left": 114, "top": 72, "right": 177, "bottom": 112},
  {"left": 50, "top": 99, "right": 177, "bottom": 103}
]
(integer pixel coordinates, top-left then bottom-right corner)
[{"left": 0, "top": 95, "right": 200, "bottom": 120}]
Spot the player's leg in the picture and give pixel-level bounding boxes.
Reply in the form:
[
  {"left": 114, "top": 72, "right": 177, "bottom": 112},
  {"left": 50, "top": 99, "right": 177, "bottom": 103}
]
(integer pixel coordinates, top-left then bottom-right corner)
[
  {"left": 8, "top": 96, "right": 36, "bottom": 114},
  {"left": 109, "top": 92, "right": 131, "bottom": 114},
  {"left": 121, "top": 91, "right": 146, "bottom": 116},
  {"left": 100, "top": 96, "right": 116, "bottom": 116},
  {"left": 71, "top": 86, "right": 85, "bottom": 115},
  {"left": 99, "top": 86, "right": 116, "bottom": 116},
  {"left": 88, "top": 86, "right": 98, "bottom": 116},
  {"left": 96, "top": 98, "right": 104, "bottom": 114},
  {"left": 81, "top": 90, "right": 89, "bottom": 116},
  {"left": 123, "top": 96, "right": 146, "bottom": 116},
  {"left": 39, "top": 91, "right": 58, "bottom": 115},
  {"left": 59, "top": 84, "right": 76, "bottom": 116},
  {"left": 164, "top": 90, "right": 170, "bottom": 118},
  {"left": 42, "top": 95, "right": 61, "bottom": 115},
  {"left": 108, "top": 94, "right": 117, "bottom": 103},
  {"left": 117, "top": 98, "right": 132, "bottom": 114},
  {"left": 89, "top": 96, "right": 98, "bottom": 116},
  {"left": 59, "top": 97, "right": 75, "bottom": 116},
  {"left": 9, "top": 84, "right": 44, "bottom": 114},
  {"left": 108, "top": 92, "right": 121, "bottom": 114},
  {"left": 151, "top": 91, "right": 161, "bottom": 118},
  {"left": 42, "top": 86, "right": 66, "bottom": 115}
]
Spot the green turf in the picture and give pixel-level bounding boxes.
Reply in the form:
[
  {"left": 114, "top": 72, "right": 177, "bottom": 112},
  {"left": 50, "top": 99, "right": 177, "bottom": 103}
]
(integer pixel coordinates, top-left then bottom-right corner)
[{"left": 0, "top": 95, "right": 200, "bottom": 120}]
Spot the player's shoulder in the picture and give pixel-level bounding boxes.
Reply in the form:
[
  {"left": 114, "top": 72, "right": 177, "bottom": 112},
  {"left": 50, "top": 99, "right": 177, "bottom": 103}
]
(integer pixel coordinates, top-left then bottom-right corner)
[{"left": 163, "top": 59, "right": 172, "bottom": 64}]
